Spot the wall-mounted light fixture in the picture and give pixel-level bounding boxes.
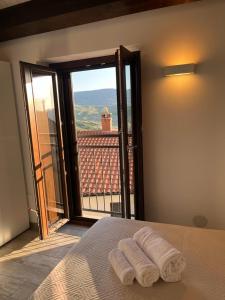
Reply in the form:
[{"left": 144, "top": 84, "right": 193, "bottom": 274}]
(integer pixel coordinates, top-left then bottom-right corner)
[{"left": 163, "top": 63, "right": 196, "bottom": 77}]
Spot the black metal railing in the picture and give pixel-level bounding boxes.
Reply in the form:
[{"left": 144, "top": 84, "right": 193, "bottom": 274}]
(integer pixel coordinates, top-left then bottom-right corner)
[{"left": 39, "top": 131, "right": 134, "bottom": 217}]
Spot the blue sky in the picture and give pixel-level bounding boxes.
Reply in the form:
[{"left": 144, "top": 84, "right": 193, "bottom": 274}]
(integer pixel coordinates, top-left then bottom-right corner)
[{"left": 71, "top": 67, "right": 117, "bottom": 92}]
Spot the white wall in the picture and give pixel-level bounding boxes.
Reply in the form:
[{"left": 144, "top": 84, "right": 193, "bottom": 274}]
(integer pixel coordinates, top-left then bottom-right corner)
[
  {"left": 0, "top": 62, "right": 29, "bottom": 246},
  {"left": 0, "top": 0, "right": 225, "bottom": 228}
]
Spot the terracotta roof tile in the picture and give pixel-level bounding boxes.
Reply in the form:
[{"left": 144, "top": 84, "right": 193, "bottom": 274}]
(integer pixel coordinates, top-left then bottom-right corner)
[{"left": 77, "top": 130, "right": 134, "bottom": 196}]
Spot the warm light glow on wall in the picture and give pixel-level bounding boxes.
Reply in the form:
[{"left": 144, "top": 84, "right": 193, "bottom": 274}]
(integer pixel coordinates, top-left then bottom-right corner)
[
  {"left": 156, "top": 37, "right": 206, "bottom": 67},
  {"left": 155, "top": 73, "right": 203, "bottom": 106}
]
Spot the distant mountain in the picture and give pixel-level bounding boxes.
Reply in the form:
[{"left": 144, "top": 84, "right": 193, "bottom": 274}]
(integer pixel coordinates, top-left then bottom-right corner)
[{"left": 74, "top": 88, "right": 131, "bottom": 106}]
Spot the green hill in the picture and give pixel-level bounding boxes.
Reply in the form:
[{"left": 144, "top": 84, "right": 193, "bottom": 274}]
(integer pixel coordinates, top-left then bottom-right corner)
[{"left": 73, "top": 89, "right": 131, "bottom": 131}]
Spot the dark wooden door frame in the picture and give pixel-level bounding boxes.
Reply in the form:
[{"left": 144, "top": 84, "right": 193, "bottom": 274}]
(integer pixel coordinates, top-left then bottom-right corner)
[
  {"left": 115, "top": 47, "right": 144, "bottom": 220},
  {"left": 51, "top": 56, "right": 116, "bottom": 221},
  {"left": 51, "top": 51, "right": 144, "bottom": 221},
  {"left": 56, "top": 70, "right": 82, "bottom": 218},
  {"left": 115, "top": 46, "right": 132, "bottom": 219},
  {"left": 130, "top": 52, "right": 145, "bottom": 220}
]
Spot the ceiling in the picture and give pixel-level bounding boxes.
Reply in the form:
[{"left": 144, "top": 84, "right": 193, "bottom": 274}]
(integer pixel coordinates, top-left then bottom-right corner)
[
  {"left": 0, "top": 0, "right": 30, "bottom": 9},
  {"left": 0, "top": 0, "right": 200, "bottom": 42}
]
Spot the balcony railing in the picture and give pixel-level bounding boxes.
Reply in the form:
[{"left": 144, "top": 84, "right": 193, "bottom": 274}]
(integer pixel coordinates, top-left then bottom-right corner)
[{"left": 39, "top": 131, "right": 134, "bottom": 218}]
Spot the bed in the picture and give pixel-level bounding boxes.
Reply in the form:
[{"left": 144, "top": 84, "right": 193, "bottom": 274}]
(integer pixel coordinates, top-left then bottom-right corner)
[{"left": 31, "top": 217, "right": 225, "bottom": 300}]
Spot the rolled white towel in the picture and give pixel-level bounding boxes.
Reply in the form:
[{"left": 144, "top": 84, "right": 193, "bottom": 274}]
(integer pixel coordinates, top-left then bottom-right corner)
[
  {"left": 118, "top": 238, "right": 159, "bottom": 287},
  {"left": 134, "top": 227, "right": 186, "bottom": 282},
  {"left": 108, "top": 248, "right": 135, "bottom": 285}
]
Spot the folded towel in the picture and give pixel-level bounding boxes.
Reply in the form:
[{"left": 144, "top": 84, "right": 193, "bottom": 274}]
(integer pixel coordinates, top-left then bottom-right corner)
[
  {"left": 134, "top": 227, "right": 186, "bottom": 282},
  {"left": 118, "top": 238, "right": 159, "bottom": 287},
  {"left": 108, "top": 248, "right": 135, "bottom": 286}
]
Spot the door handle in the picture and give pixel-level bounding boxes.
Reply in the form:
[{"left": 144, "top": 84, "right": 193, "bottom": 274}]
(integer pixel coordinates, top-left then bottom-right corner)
[{"left": 127, "top": 145, "right": 138, "bottom": 151}]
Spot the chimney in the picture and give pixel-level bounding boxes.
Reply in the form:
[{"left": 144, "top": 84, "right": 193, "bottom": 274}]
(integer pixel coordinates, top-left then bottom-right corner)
[{"left": 101, "top": 106, "right": 112, "bottom": 131}]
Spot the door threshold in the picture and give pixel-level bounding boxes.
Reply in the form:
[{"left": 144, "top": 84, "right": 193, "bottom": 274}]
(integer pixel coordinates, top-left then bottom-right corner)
[
  {"left": 49, "top": 218, "right": 69, "bottom": 234},
  {"left": 69, "top": 216, "right": 97, "bottom": 227}
]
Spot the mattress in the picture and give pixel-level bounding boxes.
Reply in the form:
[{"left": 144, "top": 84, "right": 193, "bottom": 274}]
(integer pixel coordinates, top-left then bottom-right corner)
[{"left": 31, "top": 217, "right": 225, "bottom": 300}]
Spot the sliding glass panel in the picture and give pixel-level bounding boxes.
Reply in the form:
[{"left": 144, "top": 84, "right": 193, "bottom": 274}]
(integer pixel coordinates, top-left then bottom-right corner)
[
  {"left": 32, "top": 71, "right": 64, "bottom": 225},
  {"left": 115, "top": 45, "right": 135, "bottom": 219},
  {"left": 125, "top": 65, "right": 135, "bottom": 218}
]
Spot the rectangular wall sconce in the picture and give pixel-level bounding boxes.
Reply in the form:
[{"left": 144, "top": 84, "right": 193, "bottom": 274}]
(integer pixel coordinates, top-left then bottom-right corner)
[{"left": 163, "top": 63, "right": 196, "bottom": 77}]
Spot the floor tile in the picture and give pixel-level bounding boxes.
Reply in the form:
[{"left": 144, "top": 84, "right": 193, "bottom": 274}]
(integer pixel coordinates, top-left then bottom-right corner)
[{"left": 0, "top": 224, "right": 89, "bottom": 300}]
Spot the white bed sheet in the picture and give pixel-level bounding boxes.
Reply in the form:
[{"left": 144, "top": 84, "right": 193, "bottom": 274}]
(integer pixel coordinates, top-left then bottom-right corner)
[{"left": 31, "top": 217, "right": 225, "bottom": 300}]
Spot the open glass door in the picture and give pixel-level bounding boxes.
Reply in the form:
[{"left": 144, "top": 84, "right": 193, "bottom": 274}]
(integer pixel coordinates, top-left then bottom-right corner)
[
  {"left": 116, "top": 46, "right": 132, "bottom": 219},
  {"left": 116, "top": 45, "right": 138, "bottom": 219},
  {"left": 48, "top": 48, "right": 144, "bottom": 222},
  {"left": 21, "top": 63, "right": 68, "bottom": 239}
]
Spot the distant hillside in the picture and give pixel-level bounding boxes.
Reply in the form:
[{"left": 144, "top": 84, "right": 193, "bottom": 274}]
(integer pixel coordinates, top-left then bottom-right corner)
[
  {"left": 74, "top": 88, "right": 131, "bottom": 106},
  {"left": 72, "top": 88, "right": 131, "bottom": 130},
  {"left": 74, "top": 88, "right": 117, "bottom": 106}
]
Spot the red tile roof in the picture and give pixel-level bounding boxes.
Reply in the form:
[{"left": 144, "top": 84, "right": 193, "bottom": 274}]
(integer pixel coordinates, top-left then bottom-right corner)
[{"left": 77, "top": 130, "right": 134, "bottom": 196}]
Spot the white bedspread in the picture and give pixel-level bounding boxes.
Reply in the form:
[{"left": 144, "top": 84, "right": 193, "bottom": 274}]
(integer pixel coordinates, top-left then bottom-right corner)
[{"left": 31, "top": 217, "right": 225, "bottom": 300}]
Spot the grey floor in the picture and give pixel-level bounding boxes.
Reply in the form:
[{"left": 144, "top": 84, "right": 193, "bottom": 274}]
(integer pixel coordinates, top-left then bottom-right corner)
[{"left": 0, "top": 224, "right": 89, "bottom": 300}]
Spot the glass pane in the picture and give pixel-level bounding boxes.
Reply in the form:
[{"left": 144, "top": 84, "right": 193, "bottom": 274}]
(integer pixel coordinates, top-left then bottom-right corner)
[
  {"left": 125, "top": 65, "right": 135, "bottom": 218},
  {"left": 32, "top": 73, "right": 64, "bottom": 225},
  {"left": 71, "top": 67, "right": 122, "bottom": 219}
]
